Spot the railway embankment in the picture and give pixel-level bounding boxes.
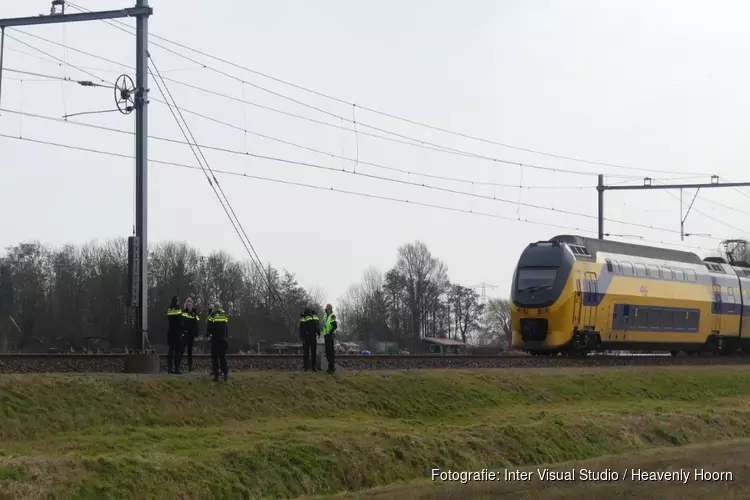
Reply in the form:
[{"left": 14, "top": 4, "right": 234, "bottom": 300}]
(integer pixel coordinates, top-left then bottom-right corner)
[{"left": 1, "top": 367, "right": 750, "bottom": 499}]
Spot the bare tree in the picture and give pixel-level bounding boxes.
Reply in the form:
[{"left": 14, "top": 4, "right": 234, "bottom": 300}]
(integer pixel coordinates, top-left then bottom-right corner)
[{"left": 480, "top": 297, "right": 512, "bottom": 347}]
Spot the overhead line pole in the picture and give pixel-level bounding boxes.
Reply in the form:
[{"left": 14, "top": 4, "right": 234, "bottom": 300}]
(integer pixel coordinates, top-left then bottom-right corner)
[
  {"left": 597, "top": 175, "right": 750, "bottom": 240},
  {"left": 0, "top": 2, "right": 155, "bottom": 371}
]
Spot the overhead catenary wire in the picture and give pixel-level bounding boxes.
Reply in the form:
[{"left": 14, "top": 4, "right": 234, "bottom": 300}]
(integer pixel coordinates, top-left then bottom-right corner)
[
  {"left": 13, "top": 16, "right": 704, "bottom": 180},
  {"left": 0, "top": 131, "right": 719, "bottom": 254},
  {"left": 3, "top": 19, "right": 739, "bottom": 247},
  {"left": 654, "top": 181, "right": 750, "bottom": 236},
  {"left": 64, "top": 1, "right": 714, "bottom": 178},
  {"left": 0, "top": 106, "right": 710, "bottom": 239},
  {"left": 4, "top": 39, "right": 735, "bottom": 234},
  {"left": 5, "top": 29, "right": 647, "bottom": 180},
  {"left": 148, "top": 54, "right": 298, "bottom": 337}
]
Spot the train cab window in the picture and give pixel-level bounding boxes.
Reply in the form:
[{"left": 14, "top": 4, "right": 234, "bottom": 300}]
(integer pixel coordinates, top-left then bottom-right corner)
[
  {"left": 674, "top": 311, "right": 687, "bottom": 329},
  {"left": 621, "top": 262, "right": 634, "bottom": 276},
  {"left": 686, "top": 311, "right": 699, "bottom": 330},
  {"left": 728, "top": 288, "right": 736, "bottom": 312},
  {"left": 648, "top": 265, "right": 660, "bottom": 278},
  {"left": 517, "top": 267, "right": 558, "bottom": 291},
  {"left": 635, "top": 308, "right": 649, "bottom": 328},
  {"left": 648, "top": 309, "right": 661, "bottom": 328},
  {"left": 662, "top": 310, "right": 674, "bottom": 329},
  {"left": 674, "top": 268, "right": 685, "bottom": 281},
  {"left": 635, "top": 264, "right": 647, "bottom": 277},
  {"left": 606, "top": 259, "right": 613, "bottom": 273},
  {"left": 661, "top": 268, "right": 673, "bottom": 280},
  {"left": 686, "top": 270, "right": 697, "bottom": 282}
]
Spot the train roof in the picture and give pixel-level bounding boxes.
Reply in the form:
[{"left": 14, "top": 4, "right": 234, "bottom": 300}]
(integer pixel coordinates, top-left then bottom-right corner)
[{"left": 548, "top": 235, "right": 704, "bottom": 265}]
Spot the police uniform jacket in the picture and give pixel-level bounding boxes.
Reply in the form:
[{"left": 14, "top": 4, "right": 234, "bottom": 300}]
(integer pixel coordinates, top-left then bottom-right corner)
[
  {"left": 299, "top": 308, "right": 321, "bottom": 338},
  {"left": 182, "top": 308, "right": 200, "bottom": 339},
  {"left": 207, "top": 309, "right": 229, "bottom": 344},
  {"left": 167, "top": 306, "right": 183, "bottom": 342}
]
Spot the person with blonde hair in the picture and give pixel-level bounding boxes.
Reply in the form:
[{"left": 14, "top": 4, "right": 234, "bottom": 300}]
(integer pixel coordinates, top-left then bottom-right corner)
[{"left": 181, "top": 297, "right": 200, "bottom": 372}]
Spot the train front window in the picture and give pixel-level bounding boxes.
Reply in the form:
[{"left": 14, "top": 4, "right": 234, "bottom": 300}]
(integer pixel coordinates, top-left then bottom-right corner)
[{"left": 517, "top": 267, "right": 558, "bottom": 292}]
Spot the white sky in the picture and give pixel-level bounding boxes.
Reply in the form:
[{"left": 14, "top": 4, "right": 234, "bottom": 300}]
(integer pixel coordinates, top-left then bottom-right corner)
[{"left": 2, "top": 0, "right": 750, "bottom": 305}]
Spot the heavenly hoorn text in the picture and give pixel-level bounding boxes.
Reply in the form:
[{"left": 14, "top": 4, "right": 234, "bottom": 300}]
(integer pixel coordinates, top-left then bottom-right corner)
[{"left": 431, "top": 468, "right": 733, "bottom": 483}]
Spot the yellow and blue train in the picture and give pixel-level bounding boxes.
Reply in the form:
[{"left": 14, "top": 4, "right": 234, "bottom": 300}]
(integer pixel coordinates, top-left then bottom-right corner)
[{"left": 510, "top": 235, "right": 750, "bottom": 355}]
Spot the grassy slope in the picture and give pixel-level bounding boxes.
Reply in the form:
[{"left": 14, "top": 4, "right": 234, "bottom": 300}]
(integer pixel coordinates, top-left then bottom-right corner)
[
  {"left": 1, "top": 367, "right": 750, "bottom": 499},
  {"left": 310, "top": 439, "right": 750, "bottom": 500}
]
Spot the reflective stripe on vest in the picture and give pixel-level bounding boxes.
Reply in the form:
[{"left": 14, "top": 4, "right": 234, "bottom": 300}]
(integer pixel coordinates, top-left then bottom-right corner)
[
  {"left": 208, "top": 311, "right": 228, "bottom": 323},
  {"left": 300, "top": 315, "right": 319, "bottom": 323},
  {"left": 182, "top": 311, "right": 199, "bottom": 321},
  {"left": 323, "top": 313, "right": 336, "bottom": 335},
  {"left": 167, "top": 308, "right": 182, "bottom": 316}
]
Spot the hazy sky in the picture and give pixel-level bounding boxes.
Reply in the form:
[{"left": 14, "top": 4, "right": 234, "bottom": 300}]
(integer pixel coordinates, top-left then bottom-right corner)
[{"left": 2, "top": 0, "right": 750, "bottom": 305}]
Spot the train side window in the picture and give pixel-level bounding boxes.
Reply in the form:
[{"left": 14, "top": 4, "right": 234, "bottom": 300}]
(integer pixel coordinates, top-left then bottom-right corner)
[
  {"left": 674, "top": 311, "right": 687, "bottom": 329},
  {"left": 662, "top": 310, "right": 674, "bottom": 329},
  {"left": 648, "top": 265, "right": 660, "bottom": 278},
  {"left": 635, "top": 264, "right": 647, "bottom": 277},
  {"left": 674, "top": 268, "right": 685, "bottom": 281},
  {"left": 622, "top": 262, "right": 634, "bottom": 276},
  {"left": 686, "top": 311, "right": 699, "bottom": 330},
  {"left": 606, "top": 259, "right": 613, "bottom": 273},
  {"left": 686, "top": 270, "right": 697, "bottom": 282},
  {"left": 661, "top": 267, "right": 673, "bottom": 280},
  {"left": 648, "top": 308, "right": 661, "bottom": 328},
  {"left": 635, "top": 308, "right": 649, "bottom": 328}
]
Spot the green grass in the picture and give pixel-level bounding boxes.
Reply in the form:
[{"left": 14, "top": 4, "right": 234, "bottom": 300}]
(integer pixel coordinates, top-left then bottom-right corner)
[
  {"left": 308, "top": 438, "right": 750, "bottom": 500},
  {"left": 3, "top": 367, "right": 750, "bottom": 499}
]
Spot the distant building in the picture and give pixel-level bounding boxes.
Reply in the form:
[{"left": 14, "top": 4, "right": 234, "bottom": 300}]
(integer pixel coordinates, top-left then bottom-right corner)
[
  {"left": 422, "top": 337, "right": 467, "bottom": 355},
  {"left": 366, "top": 321, "right": 399, "bottom": 354}
]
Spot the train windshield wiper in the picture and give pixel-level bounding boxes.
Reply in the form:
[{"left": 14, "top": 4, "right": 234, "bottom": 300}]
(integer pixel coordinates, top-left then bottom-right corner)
[{"left": 519, "top": 284, "right": 552, "bottom": 293}]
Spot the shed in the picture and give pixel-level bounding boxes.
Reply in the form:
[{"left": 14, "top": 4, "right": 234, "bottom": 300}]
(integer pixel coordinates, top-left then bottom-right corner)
[
  {"left": 367, "top": 321, "right": 399, "bottom": 353},
  {"left": 422, "top": 337, "right": 467, "bottom": 355}
]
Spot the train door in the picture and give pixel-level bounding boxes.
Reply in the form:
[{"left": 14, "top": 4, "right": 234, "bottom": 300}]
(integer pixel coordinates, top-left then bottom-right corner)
[
  {"left": 583, "top": 271, "right": 598, "bottom": 329},
  {"left": 573, "top": 276, "right": 582, "bottom": 327},
  {"left": 711, "top": 285, "right": 722, "bottom": 334}
]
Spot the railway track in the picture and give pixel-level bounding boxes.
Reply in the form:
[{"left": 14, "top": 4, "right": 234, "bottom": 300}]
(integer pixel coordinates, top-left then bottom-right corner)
[{"left": 1, "top": 353, "right": 750, "bottom": 373}]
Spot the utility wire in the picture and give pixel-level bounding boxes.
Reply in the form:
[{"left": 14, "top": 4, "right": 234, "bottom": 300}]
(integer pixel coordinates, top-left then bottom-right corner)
[
  {"left": 3, "top": 68, "right": 110, "bottom": 88},
  {"left": 39, "top": 9, "right": 706, "bottom": 179},
  {"left": 0, "top": 106, "right": 704, "bottom": 238},
  {"left": 7, "top": 29, "right": 651, "bottom": 180},
  {"left": 0, "top": 66, "right": 592, "bottom": 189},
  {"left": 2, "top": 32, "right": 109, "bottom": 86},
  {"left": 656, "top": 182, "right": 750, "bottom": 236},
  {"left": 149, "top": 54, "right": 297, "bottom": 337},
  {"left": 0, "top": 131, "right": 718, "bottom": 254}
]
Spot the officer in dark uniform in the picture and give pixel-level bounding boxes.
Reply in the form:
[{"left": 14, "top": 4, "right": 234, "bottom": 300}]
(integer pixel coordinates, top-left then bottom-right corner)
[
  {"left": 206, "top": 301, "right": 229, "bottom": 381},
  {"left": 299, "top": 301, "right": 320, "bottom": 371},
  {"left": 166, "top": 295, "right": 183, "bottom": 374},
  {"left": 181, "top": 298, "right": 200, "bottom": 372}
]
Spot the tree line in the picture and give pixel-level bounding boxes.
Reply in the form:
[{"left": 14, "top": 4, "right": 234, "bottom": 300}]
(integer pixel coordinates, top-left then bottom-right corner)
[
  {"left": 0, "top": 239, "right": 511, "bottom": 353},
  {"left": 337, "top": 241, "right": 511, "bottom": 350}
]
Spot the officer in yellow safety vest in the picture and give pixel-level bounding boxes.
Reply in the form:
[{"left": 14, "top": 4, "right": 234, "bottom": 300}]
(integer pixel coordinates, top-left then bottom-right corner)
[{"left": 322, "top": 303, "right": 338, "bottom": 373}]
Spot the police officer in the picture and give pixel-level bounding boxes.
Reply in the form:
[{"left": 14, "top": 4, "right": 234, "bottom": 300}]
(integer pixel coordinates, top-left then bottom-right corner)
[
  {"left": 299, "top": 301, "right": 320, "bottom": 371},
  {"left": 206, "top": 301, "right": 229, "bottom": 381},
  {"left": 181, "top": 298, "right": 200, "bottom": 372},
  {"left": 166, "top": 295, "right": 183, "bottom": 374},
  {"left": 322, "top": 303, "right": 338, "bottom": 373}
]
